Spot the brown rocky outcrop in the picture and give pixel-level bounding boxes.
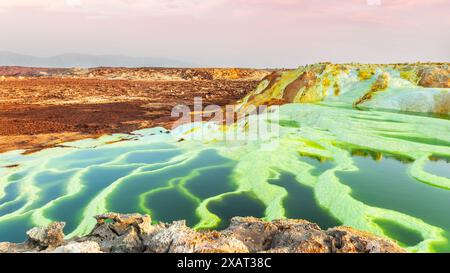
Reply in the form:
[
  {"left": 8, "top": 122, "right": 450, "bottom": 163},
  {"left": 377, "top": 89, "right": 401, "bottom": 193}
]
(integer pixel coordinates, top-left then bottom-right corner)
[
  {"left": 239, "top": 62, "right": 450, "bottom": 113},
  {"left": 418, "top": 66, "right": 450, "bottom": 88},
  {"left": 0, "top": 222, "right": 66, "bottom": 253},
  {"left": 0, "top": 213, "right": 405, "bottom": 253}
]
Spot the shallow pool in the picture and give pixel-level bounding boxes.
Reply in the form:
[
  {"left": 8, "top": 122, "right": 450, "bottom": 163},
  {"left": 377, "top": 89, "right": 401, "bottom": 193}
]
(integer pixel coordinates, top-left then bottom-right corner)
[{"left": 0, "top": 104, "right": 449, "bottom": 252}]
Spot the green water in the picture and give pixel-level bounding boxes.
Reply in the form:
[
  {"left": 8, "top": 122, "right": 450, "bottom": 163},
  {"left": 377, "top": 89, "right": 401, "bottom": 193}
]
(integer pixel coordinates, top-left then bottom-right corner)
[
  {"left": 268, "top": 172, "right": 341, "bottom": 229},
  {"left": 373, "top": 219, "right": 423, "bottom": 247},
  {"left": 0, "top": 104, "right": 449, "bottom": 253},
  {"left": 337, "top": 156, "right": 450, "bottom": 251},
  {"left": 425, "top": 156, "right": 450, "bottom": 179},
  {"left": 207, "top": 192, "right": 266, "bottom": 230}
]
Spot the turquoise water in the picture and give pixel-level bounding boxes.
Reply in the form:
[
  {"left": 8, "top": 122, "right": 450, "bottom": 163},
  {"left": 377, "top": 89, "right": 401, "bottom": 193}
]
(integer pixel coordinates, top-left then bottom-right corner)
[
  {"left": 268, "top": 171, "right": 341, "bottom": 229},
  {"left": 337, "top": 156, "right": 450, "bottom": 251},
  {"left": 425, "top": 156, "right": 450, "bottom": 179},
  {"left": 0, "top": 104, "right": 449, "bottom": 253}
]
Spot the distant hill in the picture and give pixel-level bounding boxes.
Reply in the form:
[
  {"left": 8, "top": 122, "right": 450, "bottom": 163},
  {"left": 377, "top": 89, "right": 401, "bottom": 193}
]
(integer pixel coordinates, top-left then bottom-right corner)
[
  {"left": 239, "top": 62, "right": 449, "bottom": 115},
  {"left": 0, "top": 51, "right": 196, "bottom": 68}
]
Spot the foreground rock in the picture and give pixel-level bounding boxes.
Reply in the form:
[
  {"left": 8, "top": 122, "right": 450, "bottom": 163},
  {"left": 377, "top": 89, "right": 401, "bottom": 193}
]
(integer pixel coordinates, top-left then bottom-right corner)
[{"left": 0, "top": 213, "right": 405, "bottom": 253}]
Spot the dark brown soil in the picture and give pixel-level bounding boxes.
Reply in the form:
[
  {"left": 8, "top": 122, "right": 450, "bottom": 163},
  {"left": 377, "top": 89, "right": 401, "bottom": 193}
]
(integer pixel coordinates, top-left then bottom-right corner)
[{"left": 0, "top": 75, "right": 263, "bottom": 153}]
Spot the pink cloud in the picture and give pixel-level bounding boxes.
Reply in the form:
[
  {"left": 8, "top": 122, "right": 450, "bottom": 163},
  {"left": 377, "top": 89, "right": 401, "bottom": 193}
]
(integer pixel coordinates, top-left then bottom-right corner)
[
  {"left": 1, "top": 0, "right": 448, "bottom": 24},
  {"left": 0, "top": 0, "right": 222, "bottom": 16},
  {"left": 0, "top": 0, "right": 448, "bottom": 66}
]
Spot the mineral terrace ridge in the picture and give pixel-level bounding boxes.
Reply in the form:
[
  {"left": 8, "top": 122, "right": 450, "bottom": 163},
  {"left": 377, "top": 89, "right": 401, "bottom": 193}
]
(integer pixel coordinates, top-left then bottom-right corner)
[{"left": 0, "top": 63, "right": 449, "bottom": 253}]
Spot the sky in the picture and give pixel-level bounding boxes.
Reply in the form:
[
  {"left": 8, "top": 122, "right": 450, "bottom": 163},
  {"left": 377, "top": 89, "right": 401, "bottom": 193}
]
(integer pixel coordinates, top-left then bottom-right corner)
[{"left": 0, "top": 0, "right": 449, "bottom": 68}]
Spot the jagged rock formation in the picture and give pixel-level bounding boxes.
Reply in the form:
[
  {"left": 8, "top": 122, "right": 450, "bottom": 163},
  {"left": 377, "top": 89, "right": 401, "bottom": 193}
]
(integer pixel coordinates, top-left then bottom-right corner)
[
  {"left": 0, "top": 213, "right": 405, "bottom": 253},
  {"left": 239, "top": 63, "right": 449, "bottom": 114}
]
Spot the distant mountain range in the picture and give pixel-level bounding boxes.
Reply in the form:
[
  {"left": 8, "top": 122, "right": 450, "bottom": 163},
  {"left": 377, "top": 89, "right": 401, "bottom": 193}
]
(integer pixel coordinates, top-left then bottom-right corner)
[{"left": 0, "top": 51, "right": 196, "bottom": 68}]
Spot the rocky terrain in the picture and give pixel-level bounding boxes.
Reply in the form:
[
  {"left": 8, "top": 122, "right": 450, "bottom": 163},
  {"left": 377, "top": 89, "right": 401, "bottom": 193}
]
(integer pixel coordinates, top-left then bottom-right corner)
[
  {"left": 3, "top": 63, "right": 447, "bottom": 154},
  {"left": 0, "top": 66, "right": 271, "bottom": 81},
  {"left": 0, "top": 67, "right": 271, "bottom": 153},
  {"left": 239, "top": 62, "right": 449, "bottom": 115},
  {"left": 0, "top": 213, "right": 405, "bottom": 253},
  {"left": 0, "top": 63, "right": 448, "bottom": 254}
]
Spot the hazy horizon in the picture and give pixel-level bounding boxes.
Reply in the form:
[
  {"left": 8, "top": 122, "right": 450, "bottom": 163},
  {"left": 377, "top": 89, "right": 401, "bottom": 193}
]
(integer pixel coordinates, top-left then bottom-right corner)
[{"left": 1, "top": 0, "right": 449, "bottom": 68}]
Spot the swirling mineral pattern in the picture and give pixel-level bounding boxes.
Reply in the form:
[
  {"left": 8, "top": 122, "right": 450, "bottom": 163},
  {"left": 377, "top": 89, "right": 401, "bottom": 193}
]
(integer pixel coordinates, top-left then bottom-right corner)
[{"left": 1, "top": 64, "right": 449, "bottom": 252}]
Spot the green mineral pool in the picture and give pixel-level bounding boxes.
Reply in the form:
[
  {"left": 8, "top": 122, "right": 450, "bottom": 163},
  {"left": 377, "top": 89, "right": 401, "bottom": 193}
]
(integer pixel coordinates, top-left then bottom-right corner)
[{"left": 0, "top": 103, "right": 449, "bottom": 253}]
